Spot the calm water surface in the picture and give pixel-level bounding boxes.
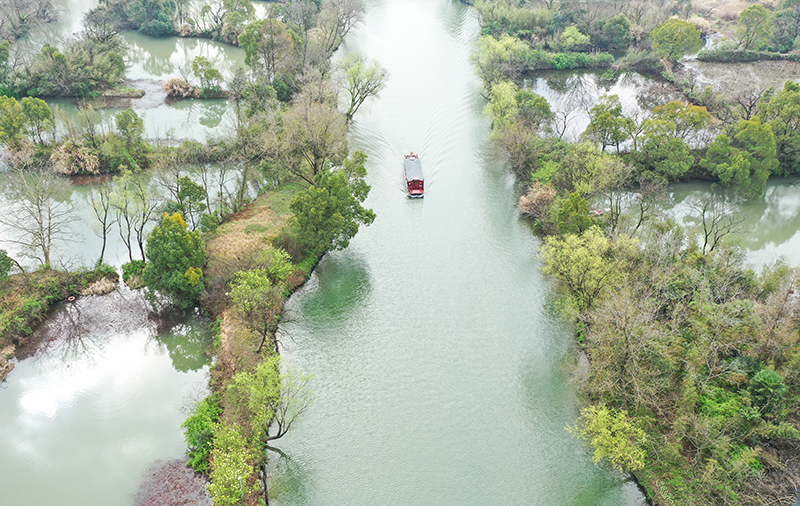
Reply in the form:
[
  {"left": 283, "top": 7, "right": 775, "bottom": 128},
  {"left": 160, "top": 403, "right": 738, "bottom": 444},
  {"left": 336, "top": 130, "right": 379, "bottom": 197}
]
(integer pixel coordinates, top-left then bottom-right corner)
[
  {"left": 3, "top": 1, "right": 800, "bottom": 505},
  {"left": 274, "top": 0, "right": 645, "bottom": 504},
  {"left": 0, "top": 284, "right": 212, "bottom": 505}
]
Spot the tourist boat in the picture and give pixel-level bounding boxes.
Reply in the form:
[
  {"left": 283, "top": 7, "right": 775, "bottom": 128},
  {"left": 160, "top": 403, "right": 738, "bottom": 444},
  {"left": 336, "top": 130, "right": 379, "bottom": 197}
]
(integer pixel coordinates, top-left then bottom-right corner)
[{"left": 404, "top": 152, "right": 424, "bottom": 197}]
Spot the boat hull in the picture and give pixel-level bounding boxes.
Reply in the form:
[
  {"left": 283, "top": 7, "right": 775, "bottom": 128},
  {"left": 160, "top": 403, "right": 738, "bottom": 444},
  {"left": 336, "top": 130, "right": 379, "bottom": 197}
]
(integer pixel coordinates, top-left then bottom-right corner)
[{"left": 404, "top": 153, "right": 424, "bottom": 197}]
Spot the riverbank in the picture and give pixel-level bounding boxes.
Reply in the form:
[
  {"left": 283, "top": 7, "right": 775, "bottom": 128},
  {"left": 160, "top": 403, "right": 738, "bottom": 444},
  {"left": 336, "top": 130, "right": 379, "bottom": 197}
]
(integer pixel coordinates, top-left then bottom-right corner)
[
  {"left": 0, "top": 264, "right": 119, "bottom": 381},
  {"left": 189, "top": 178, "right": 320, "bottom": 505}
]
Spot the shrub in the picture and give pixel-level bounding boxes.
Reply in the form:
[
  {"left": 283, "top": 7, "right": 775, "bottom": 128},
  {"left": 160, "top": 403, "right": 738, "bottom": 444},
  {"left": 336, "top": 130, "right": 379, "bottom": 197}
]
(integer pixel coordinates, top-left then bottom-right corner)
[
  {"left": 182, "top": 394, "right": 222, "bottom": 475},
  {"left": 122, "top": 260, "right": 146, "bottom": 284},
  {"left": 748, "top": 368, "right": 787, "bottom": 416}
]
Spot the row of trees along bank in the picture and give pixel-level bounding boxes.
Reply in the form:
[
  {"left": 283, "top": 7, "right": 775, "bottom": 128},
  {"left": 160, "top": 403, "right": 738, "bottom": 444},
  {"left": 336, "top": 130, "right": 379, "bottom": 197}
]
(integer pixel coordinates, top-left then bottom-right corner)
[
  {"left": 472, "top": 1, "right": 800, "bottom": 504},
  {"left": 1, "top": 0, "right": 387, "bottom": 504}
]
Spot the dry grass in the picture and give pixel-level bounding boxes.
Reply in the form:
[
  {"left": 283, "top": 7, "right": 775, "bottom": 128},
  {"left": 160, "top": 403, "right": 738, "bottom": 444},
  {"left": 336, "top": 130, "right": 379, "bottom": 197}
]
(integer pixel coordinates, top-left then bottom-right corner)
[
  {"left": 693, "top": 0, "right": 751, "bottom": 21},
  {"left": 80, "top": 277, "right": 118, "bottom": 296},
  {"left": 204, "top": 181, "right": 305, "bottom": 310},
  {"left": 125, "top": 274, "right": 145, "bottom": 289},
  {"left": 210, "top": 309, "right": 260, "bottom": 389}
]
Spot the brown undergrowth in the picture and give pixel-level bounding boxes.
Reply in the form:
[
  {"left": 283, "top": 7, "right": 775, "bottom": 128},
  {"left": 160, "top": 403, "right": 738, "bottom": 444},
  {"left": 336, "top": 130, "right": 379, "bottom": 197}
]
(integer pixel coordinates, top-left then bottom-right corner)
[{"left": 201, "top": 179, "right": 314, "bottom": 505}]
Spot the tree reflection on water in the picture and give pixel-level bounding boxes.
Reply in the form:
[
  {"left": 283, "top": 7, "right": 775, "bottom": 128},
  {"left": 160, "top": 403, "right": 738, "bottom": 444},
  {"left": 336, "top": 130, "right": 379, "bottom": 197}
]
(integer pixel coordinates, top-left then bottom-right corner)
[{"left": 29, "top": 282, "right": 211, "bottom": 372}]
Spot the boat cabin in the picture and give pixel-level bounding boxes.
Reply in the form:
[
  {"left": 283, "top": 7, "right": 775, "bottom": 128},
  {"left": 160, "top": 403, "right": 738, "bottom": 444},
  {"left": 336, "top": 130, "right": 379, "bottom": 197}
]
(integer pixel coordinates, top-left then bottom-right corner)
[{"left": 404, "top": 152, "right": 424, "bottom": 197}]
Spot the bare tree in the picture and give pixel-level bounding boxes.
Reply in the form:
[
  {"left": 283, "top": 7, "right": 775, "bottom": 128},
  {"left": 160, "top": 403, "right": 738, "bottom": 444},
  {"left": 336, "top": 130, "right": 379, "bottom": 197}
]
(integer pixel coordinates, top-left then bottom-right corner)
[
  {"left": 87, "top": 183, "right": 116, "bottom": 264},
  {"left": 111, "top": 170, "right": 161, "bottom": 262},
  {"left": 735, "top": 87, "right": 771, "bottom": 121},
  {"left": 278, "top": 101, "right": 348, "bottom": 184},
  {"left": 626, "top": 173, "right": 667, "bottom": 236},
  {"left": 685, "top": 195, "right": 747, "bottom": 254},
  {"left": 0, "top": 169, "right": 76, "bottom": 266},
  {"left": 318, "top": 0, "right": 364, "bottom": 56}
]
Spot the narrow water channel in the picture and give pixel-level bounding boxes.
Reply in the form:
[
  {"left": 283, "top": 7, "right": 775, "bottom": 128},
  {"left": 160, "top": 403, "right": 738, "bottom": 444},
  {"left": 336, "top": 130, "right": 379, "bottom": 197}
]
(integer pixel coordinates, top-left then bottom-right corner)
[{"left": 275, "top": 0, "right": 646, "bottom": 504}]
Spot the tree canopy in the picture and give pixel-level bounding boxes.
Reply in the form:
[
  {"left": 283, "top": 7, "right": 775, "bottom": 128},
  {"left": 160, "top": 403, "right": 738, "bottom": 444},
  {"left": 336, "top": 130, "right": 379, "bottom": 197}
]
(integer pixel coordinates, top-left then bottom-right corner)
[
  {"left": 143, "top": 212, "right": 206, "bottom": 309},
  {"left": 650, "top": 18, "right": 703, "bottom": 62},
  {"left": 289, "top": 150, "right": 376, "bottom": 254}
]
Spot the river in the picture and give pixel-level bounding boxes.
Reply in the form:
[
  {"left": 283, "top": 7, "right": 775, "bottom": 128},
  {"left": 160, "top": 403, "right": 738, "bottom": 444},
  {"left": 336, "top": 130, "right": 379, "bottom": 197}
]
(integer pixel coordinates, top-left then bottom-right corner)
[
  {"left": 3, "top": 1, "right": 800, "bottom": 505},
  {"left": 272, "top": 0, "right": 645, "bottom": 504}
]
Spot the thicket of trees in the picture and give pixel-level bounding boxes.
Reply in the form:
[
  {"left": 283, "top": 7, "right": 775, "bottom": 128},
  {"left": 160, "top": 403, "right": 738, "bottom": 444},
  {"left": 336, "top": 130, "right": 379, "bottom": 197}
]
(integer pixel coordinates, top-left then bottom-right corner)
[
  {"left": 1, "top": 1, "right": 385, "bottom": 503},
  {"left": 473, "top": 3, "right": 800, "bottom": 504}
]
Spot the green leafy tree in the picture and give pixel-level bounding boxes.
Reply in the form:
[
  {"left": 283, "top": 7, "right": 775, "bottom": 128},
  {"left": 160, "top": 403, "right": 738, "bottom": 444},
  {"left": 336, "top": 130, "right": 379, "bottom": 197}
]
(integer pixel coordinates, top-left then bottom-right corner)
[
  {"left": 541, "top": 227, "right": 636, "bottom": 312},
  {"left": 226, "top": 356, "right": 312, "bottom": 504},
  {"left": 771, "top": 0, "right": 800, "bottom": 52},
  {"left": 142, "top": 212, "right": 206, "bottom": 309},
  {"left": 175, "top": 176, "right": 208, "bottom": 231},
  {"left": 191, "top": 56, "right": 223, "bottom": 95},
  {"left": 634, "top": 132, "right": 694, "bottom": 180},
  {"left": 514, "top": 88, "right": 553, "bottom": 129},
  {"left": 471, "top": 34, "right": 530, "bottom": 89},
  {"left": 701, "top": 117, "right": 778, "bottom": 198},
  {"left": 337, "top": 51, "right": 389, "bottom": 123},
  {"left": 748, "top": 368, "right": 787, "bottom": 416},
  {"left": 584, "top": 95, "right": 633, "bottom": 152},
  {"left": 230, "top": 269, "right": 285, "bottom": 354},
  {"left": 736, "top": 4, "right": 773, "bottom": 51},
  {"left": 289, "top": 150, "right": 376, "bottom": 254},
  {"left": 486, "top": 80, "right": 552, "bottom": 131},
  {"left": 757, "top": 81, "right": 800, "bottom": 174},
  {"left": 0, "top": 249, "right": 23, "bottom": 278},
  {"left": 650, "top": 18, "right": 703, "bottom": 62},
  {"left": 556, "top": 192, "right": 593, "bottom": 235},
  {"left": 485, "top": 80, "right": 520, "bottom": 128},
  {"left": 21, "top": 97, "right": 53, "bottom": 144},
  {"left": 598, "top": 14, "right": 632, "bottom": 51},
  {"left": 569, "top": 404, "right": 647, "bottom": 472},
  {"left": 115, "top": 108, "right": 144, "bottom": 152},
  {"left": 0, "top": 41, "right": 11, "bottom": 93},
  {"left": 208, "top": 423, "right": 258, "bottom": 506},
  {"left": 559, "top": 25, "right": 590, "bottom": 51},
  {"left": 646, "top": 101, "right": 712, "bottom": 143},
  {"left": 226, "top": 356, "right": 312, "bottom": 443},
  {"left": 0, "top": 95, "right": 24, "bottom": 147}
]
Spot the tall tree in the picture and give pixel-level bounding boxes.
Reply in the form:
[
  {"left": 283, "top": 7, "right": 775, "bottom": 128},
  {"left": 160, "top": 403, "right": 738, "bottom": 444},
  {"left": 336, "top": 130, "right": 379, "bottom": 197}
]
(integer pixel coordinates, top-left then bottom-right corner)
[
  {"left": 289, "top": 150, "right": 375, "bottom": 253},
  {"left": 337, "top": 51, "right": 388, "bottom": 123},
  {"left": 230, "top": 269, "right": 285, "bottom": 354},
  {"left": 143, "top": 212, "right": 206, "bottom": 309},
  {"left": 0, "top": 95, "right": 25, "bottom": 148},
  {"left": 112, "top": 169, "right": 161, "bottom": 262},
  {"left": 650, "top": 18, "right": 703, "bottom": 63},
  {"left": 318, "top": 0, "right": 364, "bottom": 56},
  {"left": 0, "top": 169, "right": 76, "bottom": 266},
  {"left": 21, "top": 97, "right": 54, "bottom": 144},
  {"left": 584, "top": 94, "right": 633, "bottom": 152},
  {"left": 239, "top": 18, "right": 295, "bottom": 82},
  {"left": 279, "top": 101, "right": 348, "bottom": 184},
  {"left": 736, "top": 4, "right": 773, "bottom": 51},
  {"left": 87, "top": 184, "right": 116, "bottom": 264}
]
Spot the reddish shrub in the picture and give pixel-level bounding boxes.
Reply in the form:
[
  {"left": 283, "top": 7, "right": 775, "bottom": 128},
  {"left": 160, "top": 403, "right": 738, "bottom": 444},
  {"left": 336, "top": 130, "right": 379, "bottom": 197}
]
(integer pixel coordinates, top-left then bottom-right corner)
[{"left": 134, "top": 459, "right": 212, "bottom": 506}]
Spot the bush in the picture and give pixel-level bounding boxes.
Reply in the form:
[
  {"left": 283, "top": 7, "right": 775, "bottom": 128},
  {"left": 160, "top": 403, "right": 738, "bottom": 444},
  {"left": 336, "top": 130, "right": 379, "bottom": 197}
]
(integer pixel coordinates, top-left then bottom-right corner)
[
  {"left": 142, "top": 213, "right": 206, "bottom": 309},
  {"left": 122, "top": 260, "right": 146, "bottom": 284},
  {"left": 182, "top": 394, "right": 222, "bottom": 475},
  {"left": 748, "top": 368, "right": 787, "bottom": 416}
]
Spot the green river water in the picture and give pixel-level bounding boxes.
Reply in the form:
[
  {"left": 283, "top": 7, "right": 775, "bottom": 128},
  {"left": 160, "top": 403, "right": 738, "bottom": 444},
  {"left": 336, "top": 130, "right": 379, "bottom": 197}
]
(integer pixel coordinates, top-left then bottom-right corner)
[{"left": 2, "top": 0, "right": 800, "bottom": 504}]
